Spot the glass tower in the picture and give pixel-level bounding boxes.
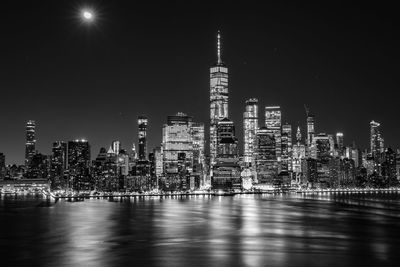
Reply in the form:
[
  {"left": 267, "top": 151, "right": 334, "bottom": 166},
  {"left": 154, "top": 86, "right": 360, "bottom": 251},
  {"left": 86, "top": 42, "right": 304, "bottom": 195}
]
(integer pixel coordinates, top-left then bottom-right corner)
[
  {"left": 138, "top": 116, "right": 148, "bottom": 161},
  {"left": 370, "top": 120, "right": 384, "bottom": 158},
  {"left": 265, "top": 106, "right": 282, "bottom": 161},
  {"left": 25, "top": 120, "right": 36, "bottom": 166},
  {"left": 210, "top": 31, "right": 229, "bottom": 166},
  {"left": 243, "top": 98, "right": 259, "bottom": 165}
]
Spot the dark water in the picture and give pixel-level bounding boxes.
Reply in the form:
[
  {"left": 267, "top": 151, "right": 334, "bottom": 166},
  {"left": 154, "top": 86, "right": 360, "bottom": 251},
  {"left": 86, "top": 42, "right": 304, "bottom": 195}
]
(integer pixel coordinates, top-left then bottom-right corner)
[{"left": 1, "top": 193, "right": 400, "bottom": 266}]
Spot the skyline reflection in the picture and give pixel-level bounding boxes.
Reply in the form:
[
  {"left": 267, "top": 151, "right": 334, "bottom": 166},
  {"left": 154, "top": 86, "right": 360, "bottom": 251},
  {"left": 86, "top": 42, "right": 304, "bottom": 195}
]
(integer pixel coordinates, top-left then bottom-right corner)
[{"left": 1, "top": 193, "right": 399, "bottom": 266}]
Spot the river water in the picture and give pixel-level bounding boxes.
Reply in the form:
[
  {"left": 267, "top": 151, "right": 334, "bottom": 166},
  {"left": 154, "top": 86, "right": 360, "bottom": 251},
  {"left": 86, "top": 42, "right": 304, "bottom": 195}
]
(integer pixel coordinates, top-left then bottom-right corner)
[{"left": 1, "top": 193, "right": 400, "bottom": 266}]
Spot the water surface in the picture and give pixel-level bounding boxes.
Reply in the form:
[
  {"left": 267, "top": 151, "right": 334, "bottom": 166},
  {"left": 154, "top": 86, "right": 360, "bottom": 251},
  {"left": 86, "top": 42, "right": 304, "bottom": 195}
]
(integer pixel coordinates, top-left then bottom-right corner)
[{"left": 1, "top": 193, "right": 400, "bottom": 266}]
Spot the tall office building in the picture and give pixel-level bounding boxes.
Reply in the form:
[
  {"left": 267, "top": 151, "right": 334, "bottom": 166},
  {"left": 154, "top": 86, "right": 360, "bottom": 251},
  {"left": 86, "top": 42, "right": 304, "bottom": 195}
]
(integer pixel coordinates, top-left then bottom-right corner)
[
  {"left": 312, "top": 133, "right": 333, "bottom": 186},
  {"left": 162, "top": 113, "right": 194, "bottom": 181},
  {"left": 210, "top": 31, "right": 229, "bottom": 166},
  {"left": 111, "top": 140, "right": 121, "bottom": 155},
  {"left": 50, "top": 141, "right": 67, "bottom": 188},
  {"left": 255, "top": 127, "right": 278, "bottom": 185},
  {"left": 370, "top": 120, "right": 384, "bottom": 158},
  {"left": 0, "top": 153, "right": 5, "bottom": 169},
  {"left": 306, "top": 112, "right": 315, "bottom": 148},
  {"left": 243, "top": 98, "right": 258, "bottom": 165},
  {"left": 292, "top": 127, "right": 306, "bottom": 181},
  {"left": 396, "top": 150, "right": 400, "bottom": 181},
  {"left": 312, "top": 133, "right": 332, "bottom": 160},
  {"left": 67, "top": 140, "right": 91, "bottom": 169},
  {"left": 212, "top": 118, "right": 241, "bottom": 190},
  {"left": 336, "top": 133, "right": 344, "bottom": 150},
  {"left": 265, "top": 106, "right": 282, "bottom": 161},
  {"left": 138, "top": 116, "right": 148, "bottom": 160},
  {"left": 67, "top": 139, "right": 91, "bottom": 189},
  {"left": 25, "top": 120, "right": 36, "bottom": 166},
  {"left": 51, "top": 141, "right": 67, "bottom": 172},
  {"left": 281, "top": 123, "right": 292, "bottom": 171},
  {"left": 0, "top": 153, "right": 5, "bottom": 179},
  {"left": 153, "top": 146, "right": 163, "bottom": 178},
  {"left": 192, "top": 123, "right": 205, "bottom": 165}
]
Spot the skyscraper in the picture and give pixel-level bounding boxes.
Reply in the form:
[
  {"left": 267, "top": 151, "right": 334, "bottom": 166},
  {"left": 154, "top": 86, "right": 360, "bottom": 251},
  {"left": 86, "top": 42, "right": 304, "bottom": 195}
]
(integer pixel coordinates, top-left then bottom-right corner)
[
  {"left": 162, "top": 112, "right": 194, "bottom": 190},
  {"left": 281, "top": 123, "right": 292, "bottom": 172},
  {"left": 0, "top": 153, "right": 5, "bottom": 180},
  {"left": 0, "top": 153, "right": 5, "bottom": 169},
  {"left": 192, "top": 122, "right": 206, "bottom": 184},
  {"left": 192, "top": 122, "right": 205, "bottom": 166},
  {"left": 243, "top": 98, "right": 258, "bottom": 165},
  {"left": 336, "top": 132, "right": 344, "bottom": 156},
  {"left": 370, "top": 120, "right": 384, "bottom": 158},
  {"left": 51, "top": 141, "right": 67, "bottom": 178},
  {"left": 255, "top": 127, "right": 278, "bottom": 185},
  {"left": 67, "top": 140, "right": 91, "bottom": 169},
  {"left": 25, "top": 120, "right": 36, "bottom": 166},
  {"left": 292, "top": 126, "right": 306, "bottom": 182},
  {"left": 265, "top": 106, "right": 281, "bottom": 161},
  {"left": 138, "top": 116, "right": 148, "bottom": 161},
  {"left": 67, "top": 139, "right": 91, "bottom": 190},
  {"left": 312, "top": 133, "right": 333, "bottom": 187},
  {"left": 111, "top": 140, "right": 121, "bottom": 155},
  {"left": 212, "top": 118, "right": 241, "bottom": 191},
  {"left": 306, "top": 113, "right": 315, "bottom": 148},
  {"left": 210, "top": 31, "right": 229, "bottom": 166},
  {"left": 50, "top": 141, "right": 67, "bottom": 188},
  {"left": 153, "top": 146, "right": 163, "bottom": 178}
]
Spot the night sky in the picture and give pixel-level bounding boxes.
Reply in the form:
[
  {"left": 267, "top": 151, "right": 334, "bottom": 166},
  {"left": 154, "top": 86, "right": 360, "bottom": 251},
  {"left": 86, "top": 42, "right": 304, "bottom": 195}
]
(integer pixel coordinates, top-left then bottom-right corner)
[{"left": 1, "top": 1, "right": 399, "bottom": 164}]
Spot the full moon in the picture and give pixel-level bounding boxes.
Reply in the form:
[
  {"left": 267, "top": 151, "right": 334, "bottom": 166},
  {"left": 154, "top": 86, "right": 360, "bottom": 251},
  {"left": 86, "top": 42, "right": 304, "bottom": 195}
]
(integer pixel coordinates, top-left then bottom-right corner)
[{"left": 82, "top": 10, "right": 93, "bottom": 21}]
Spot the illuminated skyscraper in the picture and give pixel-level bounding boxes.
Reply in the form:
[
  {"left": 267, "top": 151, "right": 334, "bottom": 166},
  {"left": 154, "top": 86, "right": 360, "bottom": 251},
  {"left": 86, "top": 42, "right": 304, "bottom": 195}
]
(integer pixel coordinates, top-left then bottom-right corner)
[
  {"left": 51, "top": 141, "right": 67, "bottom": 179},
  {"left": 162, "top": 113, "right": 194, "bottom": 190},
  {"left": 243, "top": 98, "right": 258, "bottom": 165},
  {"left": 255, "top": 127, "right": 278, "bottom": 185},
  {"left": 67, "top": 140, "right": 91, "bottom": 169},
  {"left": 292, "top": 126, "right": 306, "bottom": 182},
  {"left": 265, "top": 106, "right": 281, "bottom": 161},
  {"left": 305, "top": 107, "right": 315, "bottom": 149},
  {"left": 25, "top": 120, "right": 36, "bottom": 166},
  {"left": 192, "top": 123, "right": 205, "bottom": 165},
  {"left": 192, "top": 122, "right": 206, "bottom": 185},
  {"left": 210, "top": 31, "right": 229, "bottom": 166},
  {"left": 138, "top": 116, "right": 148, "bottom": 160},
  {"left": 336, "top": 132, "right": 344, "bottom": 156},
  {"left": 0, "top": 153, "right": 5, "bottom": 169},
  {"left": 370, "top": 120, "right": 384, "bottom": 158},
  {"left": 336, "top": 133, "right": 344, "bottom": 149},
  {"left": 111, "top": 140, "right": 121, "bottom": 155},
  {"left": 281, "top": 123, "right": 292, "bottom": 171},
  {"left": 67, "top": 139, "right": 91, "bottom": 190},
  {"left": 312, "top": 133, "right": 334, "bottom": 186},
  {"left": 153, "top": 146, "right": 163, "bottom": 178},
  {"left": 212, "top": 118, "right": 241, "bottom": 190},
  {"left": 0, "top": 153, "right": 6, "bottom": 179}
]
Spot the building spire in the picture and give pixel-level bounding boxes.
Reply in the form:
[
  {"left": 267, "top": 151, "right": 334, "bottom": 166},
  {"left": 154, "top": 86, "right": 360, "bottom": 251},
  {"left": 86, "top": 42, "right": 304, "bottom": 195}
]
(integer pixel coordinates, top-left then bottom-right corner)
[
  {"left": 296, "top": 126, "right": 302, "bottom": 144},
  {"left": 217, "top": 30, "right": 222, "bottom": 64}
]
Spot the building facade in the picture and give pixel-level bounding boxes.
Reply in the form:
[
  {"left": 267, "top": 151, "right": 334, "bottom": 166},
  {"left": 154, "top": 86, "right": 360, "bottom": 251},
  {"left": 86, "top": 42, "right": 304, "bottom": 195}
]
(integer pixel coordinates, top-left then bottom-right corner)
[
  {"left": 25, "top": 120, "right": 36, "bottom": 166},
  {"left": 162, "top": 113, "right": 194, "bottom": 190},
  {"left": 255, "top": 127, "right": 278, "bottom": 185},
  {"left": 243, "top": 98, "right": 258, "bottom": 165},
  {"left": 138, "top": 116, "right": 148, "bottom": 161},
  {"left": 210, "top": 31, "right": 229, "bottom": 166},
  {"left": 211, "top": 118, "right": 241, "bottom": 191},
  {"left": 370, "top": 120, "right": 384, "bottom": 158},
  {"left": 265, "top": 106, "right": 281, "bottom": 161}
]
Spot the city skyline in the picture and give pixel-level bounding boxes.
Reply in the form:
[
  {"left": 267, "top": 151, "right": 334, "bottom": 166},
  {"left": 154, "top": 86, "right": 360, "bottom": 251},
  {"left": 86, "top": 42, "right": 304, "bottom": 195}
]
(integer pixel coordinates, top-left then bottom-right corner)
[{"left": 1, "top": 1, "right": 399, "bottom": 164}]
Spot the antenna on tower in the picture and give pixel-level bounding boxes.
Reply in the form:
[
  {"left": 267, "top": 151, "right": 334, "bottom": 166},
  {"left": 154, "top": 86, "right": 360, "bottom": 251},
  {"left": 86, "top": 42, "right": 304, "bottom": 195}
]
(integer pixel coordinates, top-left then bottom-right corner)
[
  {"left": 304, "top": 104, "right": 310, "bottom": 117},
  {"left": 217, "top": 30, "right": 221, "bottom": 64}
]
